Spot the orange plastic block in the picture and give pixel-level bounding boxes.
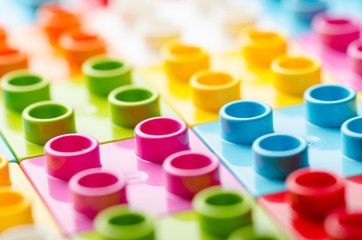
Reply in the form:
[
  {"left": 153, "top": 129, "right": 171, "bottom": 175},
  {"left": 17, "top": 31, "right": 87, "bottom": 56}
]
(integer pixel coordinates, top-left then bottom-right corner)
[
  {"left": 60, "top": 28, "right": 106, "bottom": 74},
  {"left": 0, "top": 26, "right": 6, "bottom": 46},
  {"left": 38, "top": 3, "right": 81, "bottom": 47},
  {"left": 0, "top": 156, "right": 60, "bottom": 234},
  {"left": 0, "top": 45, "right": 28, "bottom": 78}
]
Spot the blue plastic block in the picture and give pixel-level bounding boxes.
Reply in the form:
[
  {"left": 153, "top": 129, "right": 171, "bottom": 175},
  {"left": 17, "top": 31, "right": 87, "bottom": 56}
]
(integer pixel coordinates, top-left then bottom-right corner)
[
  {"left": 194, "top": 103, "right": 362, "bottom": 197},
  {"left": 0, "top": 133, "right": 17, "bottom": 163}
]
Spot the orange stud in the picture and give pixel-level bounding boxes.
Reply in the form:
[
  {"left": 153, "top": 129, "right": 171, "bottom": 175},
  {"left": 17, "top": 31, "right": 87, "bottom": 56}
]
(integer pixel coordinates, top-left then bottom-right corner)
[
  {"left": 0, "top": 155, "right": 11, "bottom": 187},
  {"left": 0, "top": 45, "right": 28, "bottom": 78},
  {"left": 59, "top": 27, "right": 106, "bottom": 74}
]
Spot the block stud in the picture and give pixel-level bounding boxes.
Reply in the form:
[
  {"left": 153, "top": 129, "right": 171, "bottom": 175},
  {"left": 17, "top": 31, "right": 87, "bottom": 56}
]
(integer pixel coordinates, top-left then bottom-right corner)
[
  {"left": 0, "top": 154, "right": 11, "bottom": 186},
  {"left": 0, "top": 46, "right": 28, "bottom": 78},
  {"left": 341, "top": 116, "right": 362, "bottom": 161}
]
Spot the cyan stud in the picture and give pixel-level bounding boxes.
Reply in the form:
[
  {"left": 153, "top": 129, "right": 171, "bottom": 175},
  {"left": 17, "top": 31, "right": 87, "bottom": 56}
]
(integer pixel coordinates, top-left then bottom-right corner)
[
  {"left": 342, "top": 117, "right": 362, "bottom": 161},
  {"left": 219, "top": 100, "right": 273, "bottom": 145},
  {"left": 253, "top": 133, "right": 308, "bottom": 179},
  {"left": 304, "top": 84, "right": 357, "bottom": 128}
]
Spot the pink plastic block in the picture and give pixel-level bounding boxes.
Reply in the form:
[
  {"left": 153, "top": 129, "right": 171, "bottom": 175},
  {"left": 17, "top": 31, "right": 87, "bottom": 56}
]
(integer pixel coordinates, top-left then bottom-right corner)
[
  {"left": 44, "top": 134, "right": 101, "bottom": 180},
  {"left": 69, "top": 168, "right": 127, "bottom": 218},
  {"left": 312, "top": 14, "right": 360, "bottom": 52},
  {"left": 135, "top": 117, "right": 190, "bottom": 163},
  {"left": 163, "top": 150, "right": 220, "bottom": 199},
  {"left": 258, "top": 174, "right": 362, "bottom": 240},
  {"left": 20, "top": 130, "right": 243, "bottom": 236},
  {"left": 348, "top": 40, "right": 362, "bottom": 76}
]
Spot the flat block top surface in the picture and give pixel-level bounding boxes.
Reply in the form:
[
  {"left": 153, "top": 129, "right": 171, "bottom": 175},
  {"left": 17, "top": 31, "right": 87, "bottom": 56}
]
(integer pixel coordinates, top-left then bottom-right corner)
[
  {"left": 194, "top": 103, "right": 362, "bottom": 197},
  {"left": 21, "top": 130, "right": 244, "bottom": 236}
]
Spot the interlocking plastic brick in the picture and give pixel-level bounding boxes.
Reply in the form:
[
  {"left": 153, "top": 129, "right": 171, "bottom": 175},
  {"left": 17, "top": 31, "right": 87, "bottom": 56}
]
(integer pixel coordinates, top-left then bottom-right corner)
[
  {"left": 0, "top": 133, "right": 16, "bottom": 162},
  {"left": 258, "top": 174, "right": 362, "bottom": 240},
  {"left": 21, "top": 130, "right": 243, "bottom": 236},
  {"left": 0, "top": 73, "right": 179, "bottom": 161},
  {"left": 194, "top": 103, "right": 362, "bottom": 197}
]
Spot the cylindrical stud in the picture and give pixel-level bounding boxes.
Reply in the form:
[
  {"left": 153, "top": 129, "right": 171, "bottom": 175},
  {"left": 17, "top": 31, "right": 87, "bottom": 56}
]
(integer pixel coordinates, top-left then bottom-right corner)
[
  {"left": 347, "top": 40, "right": 362, "bottom": 76},
  {"left": 44, "top": 133, "right": 101, "bottom": 180},
  {"left": 22, "top": 101, "right": 76, "bottom": 145},
  {"left": 60, "top": 28, "right": 106, "bottom": 74},
  {"left": 240, "top": 30, "right": 287, "bottom": 66},
  {"left": 163, "top": 151, "right": 220, "bottom": 199},
  {"left": 161, "top": 42, "right": 209, "bottom": 82},
  {"left": 109, "top": 85, "right": 160, "bottom": 128},
  {"left": 190, "top": 71, "right": 241, "bottom": 112},
  {"left": 193, "top": 187, "right": 252, "bottom": 238},
  {"left": 0, "top": 154, "right": 11, "bottom": 186},
  {"left": 324, "top": 208, "right": 362, "bottom": 240},
  {"left": 0, "top": 46, "right": 28, "bottom": 78},
  {"left": 341, "top": 116, "right": 362, "bottom": 161},
  {"left": 253, "top": 133, "right": 308, "bottom": 180},
  {"left": 227, "top": 225, "right": 278, "bottom": 240},
  {"left": 271, "top": 55, "right": 321, "bottom": 96},
  {"left": 94, "top": 205, "right": 155, "bottom": 240},
  {"left": 282, "top": 0, "right": 327, "bottom": 20},
  {"left": 134, "top": 117, "right": 189, "bottom": 163},
  {"left": 37, "top": 3, "right": 80, "bottom": 47},
  {"left": 219, "top": 100, "right": 273, "bottom": 145},
  {"left": 0, "top": 189, "right": 33, "bottom": 232},
  {"left": 0, "top": 224, "right": 65, "bottom": 240},
  {"left": 312, "top": 13, "right": 360, "bottom": 51},
  {"left": 83, "top": 56, "right": 132, "bottom": 97},
  {"left": 69, "top": 169, "right": 126, "bottom": 218},
  {"left": 1, "top": 70, "right": 51, "bottom": 112},
  {"left": 286, "top": 169, "right": 345, "bottom": 219},
  {"left": 304, "top": 84, "right": 357, "bottom": 128}
]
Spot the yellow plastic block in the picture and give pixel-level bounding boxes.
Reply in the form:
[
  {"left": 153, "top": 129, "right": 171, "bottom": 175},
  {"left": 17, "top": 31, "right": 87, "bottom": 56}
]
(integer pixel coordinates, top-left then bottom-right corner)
[
  {"left": 141, "top": 44, "right": 337, "bottom": 127},
  {"left": 0, "top": 162, "right": 61, "bottom": 235}
]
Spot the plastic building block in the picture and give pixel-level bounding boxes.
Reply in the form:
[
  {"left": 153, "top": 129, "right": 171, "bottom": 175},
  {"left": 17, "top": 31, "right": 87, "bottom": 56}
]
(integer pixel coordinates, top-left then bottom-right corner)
[
  {"left": 163, "top": 151, "right": 220, "bottom": 199},
  {"left": 190, "top": 71, "right": 240, "bottom": 112},
  {"left": 253, "top": 134, "right": 308, "bottom": 180},
  {"left": 220, "top": 100, "right": 273, "bottom": 145},
  {"left": 69, "top": 169, "right": 127, "bottom": 218},
  {"left": 296, "top": 16, "right": 362, "bottom": 91},
  {"left": 304, "top": 84, "right": 357, "bottom": 128},
  {"left": 59, "top": 27, "right": 106, "bottom": 74},
  {"left": 0, "top": 45, "right": 28, "bottom": 78},
  {"left": 1, "top": 70, "right": 51, "bottom": 112},
  {"left": 20, "top": 128, "right": 243, "bottom": 236},
  {"left": 44, "top": 134, "right": 101, "bottom": 180},
  {"left": 94, "top": 205, "right": 155, "bottom": 240},
  {"left": 193, "top": 187, "right": 252, "bottom": 238},
  {"left": 1, "top": 161, "right": 60, "bottom": 235},
  {"left": 312, "top": 13, "right": 360, "bottom": 52},
  {"left": 161, "top": 42, "right": 210, "bottom": 82},
  {"left": 341, "top": 116, "right": 362, "bottom": 161},
  {"left": 0, "top": 154, "right": 11, "bottom": 186},
  {"left": 83, "top": 56, "right": 132, "bottom": 97},
  {"left": 37, "top": 3, "right": 81, "bottom": 47},
  {"left": 73, "top": 196, "right": 287, "bottom": 240},
  {"left": 227, "top": 225, "right": 279, "bottom": 240},
  {"left": 240, "top": 31, "right": 287, "bottom": 67},
  {"left": 0, "top": 26, "right": 6, "bottom": 46},
  {"left": 0, "top": 73, "right": 179, "bottom": 161},
  {"left": 22, "top": 101, "right": 76, "bottom": 145},
  {"left": 134, "top": 117, "right": 190, "bottom": 163},
  {"left": 348, "top": 40, "right": 362, "bottom": 76},
  {"left": 258, "top": 169, "right": 362, "bottom": 240},
  {"left": 0, "top": 224, "right": 65, "bottom": 240},
  {"left": 194, "top": 100, "right": 362, "bottom": 197},
  {"left": 0, "top": 134, "right": 17, "bottom": 163},
  {"left": 109, "top": 86, "right": 160, "bottom": 128},
  {"left": 271, "top": 55, "right": 321, "bottom": 96}
]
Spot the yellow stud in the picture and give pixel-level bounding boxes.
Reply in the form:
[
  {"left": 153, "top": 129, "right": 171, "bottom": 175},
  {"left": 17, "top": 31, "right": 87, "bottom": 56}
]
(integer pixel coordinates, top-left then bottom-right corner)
[
  {"left": 190, "top": 71, "right": 241, "bottom": 112},
  {"left": 240, "top": 30, "right": 287, "bottom": 66},
  {"left": 0, "top": 154, "right": 11, "bottom": 187},
  {"left": 271, "top": 55, "right": 322, "bottom": 96},
  {"left": 161, "top": 42, "right": 210, "bottom": 82}
]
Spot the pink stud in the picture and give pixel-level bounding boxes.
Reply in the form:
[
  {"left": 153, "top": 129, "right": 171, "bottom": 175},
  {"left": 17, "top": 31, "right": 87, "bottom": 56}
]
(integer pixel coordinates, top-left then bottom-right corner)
[
  {"left": 163, "top": 150, "right": 220, "bottom": 199},
  {"left": 312, "top": 13, "right": 360, "bottom": 51},
  {"left": 44, "top": 134, "right": 101, "bottom": 180},
  {"left": 134, "top": 117, "right": 190, "bottom": 163},
  {"left": 69, "top": 168, "right": 127, "bottom": 218},
  {"left": 348, "top": 40, "right": 362, "bottom": 76}
]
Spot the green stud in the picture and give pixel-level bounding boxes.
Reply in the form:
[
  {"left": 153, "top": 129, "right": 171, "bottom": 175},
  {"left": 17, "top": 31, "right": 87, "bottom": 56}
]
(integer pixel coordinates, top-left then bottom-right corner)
[
  {"left": 22, "top": 101, "right": 76, "bottom": 145},
  {"left": 108, "top": 85, "right": 160, "bottom": 128},
  {"left": 94, "top": 205, "right": 155, "bottom": 240},
  {"left": 1, "top": 70, "right": 50, "bottom": 112},
  {"left": 193, "top": 186, "right": 253, "bottom": 238},
  {"left": 227, "top": 225, "right": 279, "bottom": 240},
  {"left": 83, "top": 56, "right": 132, "bottom": 97}
]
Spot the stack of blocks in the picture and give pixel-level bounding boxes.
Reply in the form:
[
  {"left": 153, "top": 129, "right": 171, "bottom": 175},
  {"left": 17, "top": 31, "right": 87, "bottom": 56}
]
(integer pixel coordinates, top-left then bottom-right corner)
[{"left": 0, "top": 0, "right": 362, "bottom": 239}]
